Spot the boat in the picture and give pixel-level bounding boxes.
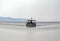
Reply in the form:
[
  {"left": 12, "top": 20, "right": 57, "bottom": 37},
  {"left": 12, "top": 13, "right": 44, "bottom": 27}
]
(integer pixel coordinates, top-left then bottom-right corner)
[{"left": 26, "top": 18, "right": 36, "bottom": 27}]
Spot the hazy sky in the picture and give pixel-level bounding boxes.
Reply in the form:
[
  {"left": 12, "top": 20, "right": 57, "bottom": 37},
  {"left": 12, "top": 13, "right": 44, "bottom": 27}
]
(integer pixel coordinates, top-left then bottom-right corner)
[{"left": 0, "top": 0, "right": 60, "bottom": 21}]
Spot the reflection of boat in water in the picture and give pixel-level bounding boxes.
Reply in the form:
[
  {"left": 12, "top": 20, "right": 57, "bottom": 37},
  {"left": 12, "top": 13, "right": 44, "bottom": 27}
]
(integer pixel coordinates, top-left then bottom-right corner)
[{"left": 26, "top": 18, "right": 36, "bottom": 27}]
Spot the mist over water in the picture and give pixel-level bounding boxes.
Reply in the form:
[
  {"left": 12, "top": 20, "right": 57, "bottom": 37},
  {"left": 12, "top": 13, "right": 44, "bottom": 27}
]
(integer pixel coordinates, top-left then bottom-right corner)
[{"left": 0, "top": 24, "right": 60, "bottom": 41}]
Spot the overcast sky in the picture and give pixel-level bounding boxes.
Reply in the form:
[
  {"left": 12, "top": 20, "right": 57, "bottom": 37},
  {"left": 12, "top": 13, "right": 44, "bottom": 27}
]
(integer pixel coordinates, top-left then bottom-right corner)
[{"left": 0, "top": 0, "right": 60, "bottom": 21}]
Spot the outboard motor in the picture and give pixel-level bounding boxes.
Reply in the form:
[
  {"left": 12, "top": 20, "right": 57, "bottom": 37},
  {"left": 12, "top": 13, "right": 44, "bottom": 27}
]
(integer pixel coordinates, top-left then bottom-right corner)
[{"left": 26, "top": 19, "right": 36, "bottom": 27}]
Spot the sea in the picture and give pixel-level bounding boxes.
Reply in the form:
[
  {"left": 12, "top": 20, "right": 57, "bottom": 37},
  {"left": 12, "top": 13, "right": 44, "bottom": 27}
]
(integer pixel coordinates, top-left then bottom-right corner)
[{"left": 0, "top": 23, "right": 60, "bottom": 41}]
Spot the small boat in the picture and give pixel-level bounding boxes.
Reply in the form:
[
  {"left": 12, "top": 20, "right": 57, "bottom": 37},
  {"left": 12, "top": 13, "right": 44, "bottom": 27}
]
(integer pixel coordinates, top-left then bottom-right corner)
[{"left": 26, "top": 18, "right": 36, "bottom": 27}]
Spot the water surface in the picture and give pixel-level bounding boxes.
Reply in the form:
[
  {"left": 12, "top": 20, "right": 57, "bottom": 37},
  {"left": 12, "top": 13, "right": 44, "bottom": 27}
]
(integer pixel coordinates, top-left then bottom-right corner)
[{"left": 0, "top": 24, "right": 60, "bottom": 41}]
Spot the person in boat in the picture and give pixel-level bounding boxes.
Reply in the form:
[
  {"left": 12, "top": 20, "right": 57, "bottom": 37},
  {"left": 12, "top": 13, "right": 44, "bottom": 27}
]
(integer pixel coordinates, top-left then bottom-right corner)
[{"left": 26, "top": 18, "right": 36, "bottom": 27}]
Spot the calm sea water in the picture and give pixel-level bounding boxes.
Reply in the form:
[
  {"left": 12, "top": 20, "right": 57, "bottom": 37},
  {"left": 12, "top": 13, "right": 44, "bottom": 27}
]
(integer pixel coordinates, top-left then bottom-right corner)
[{"left": 0, "top": 24, "right": 60, "bottom": 41}]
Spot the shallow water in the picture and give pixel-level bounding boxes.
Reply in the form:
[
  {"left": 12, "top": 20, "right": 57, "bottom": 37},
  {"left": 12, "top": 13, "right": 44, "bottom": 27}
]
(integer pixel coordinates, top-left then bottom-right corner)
[{"left": 0, "top": 24, "right": 60, "bottom": 41}]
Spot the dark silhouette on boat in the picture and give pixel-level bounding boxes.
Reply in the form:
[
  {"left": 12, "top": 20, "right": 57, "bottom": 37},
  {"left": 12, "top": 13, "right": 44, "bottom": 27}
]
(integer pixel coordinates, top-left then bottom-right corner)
[{"left": 26, "top": 18, "right": 36, "bottom": 27}]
